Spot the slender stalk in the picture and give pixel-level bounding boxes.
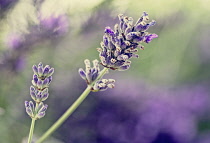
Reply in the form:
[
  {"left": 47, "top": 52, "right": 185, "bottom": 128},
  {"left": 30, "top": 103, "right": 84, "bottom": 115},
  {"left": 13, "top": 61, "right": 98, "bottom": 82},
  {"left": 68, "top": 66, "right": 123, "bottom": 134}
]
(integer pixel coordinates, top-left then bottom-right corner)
[
  {"left": 36, "top": 68, "right": 108, "bottom": 143},
  {"left": 28, "top": 118, "right": 36, "bottom": 143}
]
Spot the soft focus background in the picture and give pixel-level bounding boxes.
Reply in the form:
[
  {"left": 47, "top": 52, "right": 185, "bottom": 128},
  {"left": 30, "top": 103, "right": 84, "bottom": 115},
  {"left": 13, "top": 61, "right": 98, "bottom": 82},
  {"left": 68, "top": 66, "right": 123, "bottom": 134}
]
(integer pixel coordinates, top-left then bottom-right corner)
[{"left": 0, "top": 0, "right": 210, "bottom": 143}]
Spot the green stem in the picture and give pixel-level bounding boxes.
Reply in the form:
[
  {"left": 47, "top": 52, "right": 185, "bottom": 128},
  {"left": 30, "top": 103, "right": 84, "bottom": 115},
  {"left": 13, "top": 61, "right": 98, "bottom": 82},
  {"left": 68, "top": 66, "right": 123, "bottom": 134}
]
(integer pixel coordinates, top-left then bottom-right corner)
[
  {"left": 28, "top": 118, "right": 36, "bottom": 143},
  {"left": 36, "top": 68, "right": 108, "bottom": 143}
]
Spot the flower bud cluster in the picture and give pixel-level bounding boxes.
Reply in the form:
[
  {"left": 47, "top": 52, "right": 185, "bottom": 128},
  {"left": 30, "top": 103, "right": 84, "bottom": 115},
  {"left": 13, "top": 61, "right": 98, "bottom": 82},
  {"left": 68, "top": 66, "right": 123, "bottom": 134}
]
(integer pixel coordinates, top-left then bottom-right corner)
[
  {"left": 92, "top": 79, "right": 115, "bottom": 92},
  {"left": 25, "top": 101, "right": 48, "bottom": 119},
  {"left": 30, "top": 86, "right": 49, "bottom": 103},
  {"left": 32, "top": 63, "right": 54, "bottom": 90},
  {"left": 79, "top": 59, "right": 101, "bottom": 85},
  {"left": 25, "top": 62, "right": 54, "bottom": 119},
  {"left": 97, "top": 12, "right": 158, "bottom": 71},
  {"left": 79, "top": 59, "right": 115, "bottom": 92}
]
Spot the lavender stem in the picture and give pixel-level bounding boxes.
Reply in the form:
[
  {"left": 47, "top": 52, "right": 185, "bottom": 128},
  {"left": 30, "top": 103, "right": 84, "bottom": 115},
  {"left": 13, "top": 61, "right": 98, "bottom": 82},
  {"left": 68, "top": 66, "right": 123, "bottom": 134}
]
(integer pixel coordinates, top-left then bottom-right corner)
[{"left": 28, "top": 118, "right": 36, "bottom": 143}]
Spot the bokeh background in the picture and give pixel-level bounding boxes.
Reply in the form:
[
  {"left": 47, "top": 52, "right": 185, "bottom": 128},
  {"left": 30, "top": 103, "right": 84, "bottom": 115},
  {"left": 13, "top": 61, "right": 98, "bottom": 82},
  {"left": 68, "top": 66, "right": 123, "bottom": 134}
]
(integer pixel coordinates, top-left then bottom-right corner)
[{"left": 1, "top": 0, "right": 210, "bottom": 143}]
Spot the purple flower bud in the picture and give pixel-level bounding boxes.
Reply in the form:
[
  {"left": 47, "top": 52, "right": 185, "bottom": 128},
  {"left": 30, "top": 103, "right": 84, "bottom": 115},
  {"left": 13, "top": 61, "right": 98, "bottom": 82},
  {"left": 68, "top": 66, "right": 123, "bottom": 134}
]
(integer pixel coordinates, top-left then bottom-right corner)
[
  {"left": 103, "top": 36, "right": 109, "bottom": 47},
  {"left": 47, "top": 76, "right": 52, "bottom": 83},
  {"left": 91, "top": 72, "right": 98, "bottom": 82},
  {"left": 131, "top": 53, "right": 139, "bottom": 58},
  {"left": 32, "top": 65, "right": 38, "bottom": 75},
  {"left": 118, "top": 64, "right": 130, "bottom": 71},
  {"left": 114, "top": 24, "right": 119, "bottom": 36},
  {"left": 118, "top": 14, "right": 124, "bottom": 22},
  {"left": 41, "top": 93, "right": 49, "bottom": 101},
  {"left": 25, "top": 101, "right": 30, "bottom": 107},
  {"left": 38, "top": 62, "right": 43, "bottom": 67},
  {"left": 79, "top": 68, "right": 86, "bottom": 80},
  {"left": 104, "top": 27, "right": 114, "bottom": 36},
  {"left": 33, "top": 74, "right": 38, "bottom": 83},
  {"left": 134, "top": 23, "right": 144, "bottom": 31},
  {"left": 92, "top": 79, "right": 115, "bottom": 92},
  {"left": 36, "top": 93, "right": 42, "bottom": 100},
  {"left": 30, "top": 86, "right": 35, "bottom": 91},
  {"left": 43, "top": 78, "right": 49, "bottom": 86},
  {"left": 114, "top": 61, "right": 125, "bottom": 67},
  {"left": 144, "top": 34, "right": 158, "bottom": 43},
  {"left": 43, "top": 65, "right": 50, "bottom": 75},
  {"left": 100, "top": 56, "right": 107, "bottom": 66},
  {"left": 30, "top": 91, "right": 36, "bottom": 100},
  {"left": 143, "top": 11, "right": 148, "bottom": 17},
  {"left": 125, "top": 26, "right": 132, "bottom": 35},
  {"left": 29, "top": 101, "right": 35, "bottom": 109},
  {"left": 25, "top": 101, "right": 35, "bottom": 117},
  {"left": 48, "top": 68, "right": 54, "bottom": 77},
  {"left": 79, "top": 59, "right": 103, "bottom": 85},
  {"left": 39, "top": 104, "right": 48, "bottom": 112},
  {"left": 126, "top": 32, "right": 141, "bottom": 41},
  {"left": 37, "top": 79, "right": 43, "bottom": 88},
  {"left": 117, "top": 54, "right": 129, "bottom": 61},
  {"left": 26, "top": 108, "right": 33, "bottom": 117},
  {"left": 99, "top": 86, "right": 108, "bottom": 91},
  {"left": 37, "top": 112, "right": 45, "bottom": 119},
  {"left": 38, "top": 66, "right": 43, "bottom": 76}
]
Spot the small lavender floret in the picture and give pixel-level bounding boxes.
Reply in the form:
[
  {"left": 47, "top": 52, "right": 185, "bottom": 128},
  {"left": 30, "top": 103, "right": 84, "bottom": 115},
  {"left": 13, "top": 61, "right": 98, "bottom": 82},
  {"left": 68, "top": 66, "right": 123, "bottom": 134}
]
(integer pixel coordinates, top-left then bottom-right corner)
[
  {"left": 30, "top": 86, "right": 49, "bottom": 102},
  {"left": 37, "top": 112, "right": 46, "bottom": 119},
  {"left": 92, "top": 79, "right": 115, "bottom": 92},
  {"left": 25, "top": 101, "right": 35, "bottom": 118},
  {"left": 79, "top": 59, "right": 102, "bottom": 84},
  {"left": 97, "top": 12, "right": 158, "bottom": 71},
  {"left": 25, "top": 101, "right": 48, "bottom": 119},
  {"left": 31, "top": 63, "right": 54, "bottom": 90},
  {"left": 36, "top": 102, "right": 48, "bottom": 119},
  {"left": 144, "top": 33, "right": 158, "bottom": 43}
]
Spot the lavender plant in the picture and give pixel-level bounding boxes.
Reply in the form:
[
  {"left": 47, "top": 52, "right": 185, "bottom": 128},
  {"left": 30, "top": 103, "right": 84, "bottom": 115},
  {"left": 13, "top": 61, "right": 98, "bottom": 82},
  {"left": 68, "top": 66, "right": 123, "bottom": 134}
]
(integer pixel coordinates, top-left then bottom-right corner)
[
  {"left": 35, "top": 12, "right": 158, "bottom": 143},
  {"left": 25, "top": 62, "right": 54, "bottom": 143}
]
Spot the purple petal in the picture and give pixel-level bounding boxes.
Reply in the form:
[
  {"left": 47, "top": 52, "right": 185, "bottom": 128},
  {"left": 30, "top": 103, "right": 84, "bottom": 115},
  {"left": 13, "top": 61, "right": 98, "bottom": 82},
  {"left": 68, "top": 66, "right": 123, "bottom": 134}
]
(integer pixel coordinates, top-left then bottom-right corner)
[
  {"left": 104, "top": 27, "right": 114, "bottom": 36},
  {"left": 39, "top": 104, "right": 48, "bottom": 112},
  {"left": 33, "top": 74, "right": 38, "bottom": 83},
  {"left": 144, "top": 34, "right": 158, "bottom": 43},
  {"left": 48, "top": 68, "right": 54, "bottom": 76},
  {"left": 48, "top": 76, "right": 52, "bottom": 83},
  {"left": 79, "top": 68, "right": 86, "bottom": 80},
  {"left": 32, "top": 65, "right": 38, "bottom": 74},
  {"left": 43, "top": 65, "right": 50, "bottom": 75},
  {"left": 37, "top": 112, "right": 45, "bottom": 119},
  {"left": 25, "top": 101, "right": 29, "bottom": 107},
  {"left": 118, "top": 64, "right": 130, "bottom": 71},
  {"left": 43, "top": 78, "right": 49, "bottom": 85}
]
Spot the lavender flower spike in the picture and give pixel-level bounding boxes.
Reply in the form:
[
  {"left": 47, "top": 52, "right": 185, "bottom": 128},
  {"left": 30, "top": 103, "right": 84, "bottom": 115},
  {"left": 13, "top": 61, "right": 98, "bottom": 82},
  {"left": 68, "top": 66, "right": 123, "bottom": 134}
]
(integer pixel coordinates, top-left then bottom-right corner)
[
  {"left": 25, "top": 63, "right": 54, "bottom": 143},
  {"left": 97, "top": 12, "right": 158, "bottom": 71},
  {"left": 79, "top": 59, "right": 115, "bottom": 92},
  {"left": 25, "top": 62, "right": 54, "bottom": 119}
]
